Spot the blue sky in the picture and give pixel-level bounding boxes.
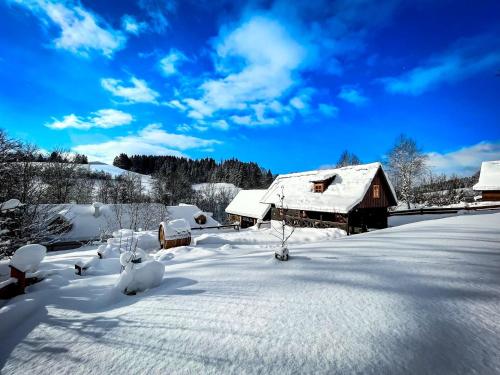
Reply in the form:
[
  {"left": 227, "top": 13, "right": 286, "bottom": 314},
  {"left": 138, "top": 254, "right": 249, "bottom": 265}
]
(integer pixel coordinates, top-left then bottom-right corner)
[{"left": 0, "top": 0, "right": 499, "bottom": 175}]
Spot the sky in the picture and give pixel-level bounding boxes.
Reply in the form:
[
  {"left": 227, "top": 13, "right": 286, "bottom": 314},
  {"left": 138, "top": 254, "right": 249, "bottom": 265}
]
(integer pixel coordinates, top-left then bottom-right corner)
[{"left": 0, "top": 0, "right": 499, "bottom": 175}]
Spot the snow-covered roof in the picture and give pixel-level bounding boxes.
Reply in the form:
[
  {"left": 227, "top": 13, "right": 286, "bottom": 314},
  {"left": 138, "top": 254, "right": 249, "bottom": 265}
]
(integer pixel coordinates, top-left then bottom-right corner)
[
  {"left": 225, "top": 190, "right": 271, "bottom": 220},
  {"left": 52, "top": 203, "right": 219, "bottom": 241},
  {"left": 473, "top": 161, "right": 500, "bottom": 191},
  {"left": 261, "top": 162, "right": 397, "bottom": 214}
]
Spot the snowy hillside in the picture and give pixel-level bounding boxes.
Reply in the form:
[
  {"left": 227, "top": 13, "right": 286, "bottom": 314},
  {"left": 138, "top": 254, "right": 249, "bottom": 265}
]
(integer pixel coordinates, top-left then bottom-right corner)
[
  {"left": 1, "top": 213, "right": 500, "bottom": 374},
  {"left": 88, "top": 162, "right": 153, "bottom": 191},
  {"left": 192, "top": 182, "right": 240, "bottom": 196}
]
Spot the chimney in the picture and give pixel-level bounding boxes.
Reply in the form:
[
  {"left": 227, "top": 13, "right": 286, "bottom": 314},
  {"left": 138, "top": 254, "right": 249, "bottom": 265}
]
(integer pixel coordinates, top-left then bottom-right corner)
[{"left": 92, "top": 202, "right": 103, "bottom": 218}]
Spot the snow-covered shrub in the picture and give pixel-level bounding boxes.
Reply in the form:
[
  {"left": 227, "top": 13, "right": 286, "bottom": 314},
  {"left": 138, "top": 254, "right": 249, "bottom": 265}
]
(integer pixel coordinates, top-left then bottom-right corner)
[
  {"left": 116, "top": 251, "right": 164, "bottom": 294},
  {"left": 10, "top": 244, "right": 46, "bottom": 273}
]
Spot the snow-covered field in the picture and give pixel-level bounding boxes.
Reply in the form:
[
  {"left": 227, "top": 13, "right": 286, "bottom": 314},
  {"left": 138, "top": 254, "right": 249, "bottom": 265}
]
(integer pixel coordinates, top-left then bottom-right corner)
[{"left": 1, "top": 214, "right": 500, "bottom": 374}]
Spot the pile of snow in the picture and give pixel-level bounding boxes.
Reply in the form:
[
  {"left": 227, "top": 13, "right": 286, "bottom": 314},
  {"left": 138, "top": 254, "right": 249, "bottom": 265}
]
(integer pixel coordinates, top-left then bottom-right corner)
[
  {"left": 98, "top": 229, "right": 158, "bottom": 259},
  {"left": 9, "top": 244, "right": 46, "bottom": 273},
  {"left": 193, "top": 223, "right": 345, "bottom": 246},
  {"left": 261, "top": 162, "right": 397, "bottom": 213},
  {"left": 225, "top": 189, "right": 271, "bottom": 219},
  {"left": 116, "top": 249, "right": 164, "bottom": 294},
  {"left": 473, "top": 160, "right": 500, "bottom": 191},
  {"left": 0, "top": 199, "right": 22, "bottom": 212},
  {"left": 115, "top": 260, "right": 164, "bottom": 294}
]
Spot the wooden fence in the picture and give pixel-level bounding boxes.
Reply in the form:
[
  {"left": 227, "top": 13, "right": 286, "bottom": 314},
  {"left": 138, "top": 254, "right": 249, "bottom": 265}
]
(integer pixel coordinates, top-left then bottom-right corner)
[{"left": 389, "top": 204, "right": 500, "bottom": 216}]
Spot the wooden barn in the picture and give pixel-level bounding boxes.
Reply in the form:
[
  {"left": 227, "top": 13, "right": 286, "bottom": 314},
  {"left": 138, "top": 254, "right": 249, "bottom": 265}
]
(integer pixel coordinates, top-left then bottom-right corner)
[
  {"left": 225, "top": 189, "right": 271, "bottom": 228},
  {"left": 260, "top": 162, "right": 397, "bottom": 234},
  {"left": 473, "top": 161, "right": 500, "bottom": 201}
]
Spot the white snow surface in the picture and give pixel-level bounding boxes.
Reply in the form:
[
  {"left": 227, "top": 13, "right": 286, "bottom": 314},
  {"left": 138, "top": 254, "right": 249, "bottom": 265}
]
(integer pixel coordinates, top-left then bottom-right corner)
[
  {"left": 225, "top": 189, "right": 271, "bottom": 219},
  {"left": 1, "top": 213, "right": 500, "bottom": 374},
  {"left": 9, "top": 244, "right": 46, "bottom": 273},
  {"left": 473, "top": 160, "right": 500, "bottom": 191},
  {"left": 88, "top": 163, "right": 153, "bottom": 191},
  {"left": 161, "top": 219, "right": 191, "bottom": 237},
  {"left": 261, "top": 162, "right": 397, "bottom": 213},
  {"left": 0, "top": 199, "right": 22, "bottom": 212}
]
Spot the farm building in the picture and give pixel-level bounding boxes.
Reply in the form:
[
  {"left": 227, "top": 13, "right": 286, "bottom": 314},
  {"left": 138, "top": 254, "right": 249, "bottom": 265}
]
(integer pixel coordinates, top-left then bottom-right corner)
[
  {"left": 225, "top": 189, "right": 271, "bottom": 228},
  {"left": 260, "top": 162, "right": 397, "bottom": 234},
  {"left": 473, "top": 160, "right": 500, "bottom": 201},
  {"left": 46, "top": 203, "right": 218, "bottom": 249}
]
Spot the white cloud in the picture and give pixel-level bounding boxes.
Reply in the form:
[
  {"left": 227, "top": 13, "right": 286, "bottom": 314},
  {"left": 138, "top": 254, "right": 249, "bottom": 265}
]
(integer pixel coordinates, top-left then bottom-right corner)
[
  {"left": 172, "top": 15, "right": 311, "bottom": 128},
  {"left": 138, "top": 0, "right": 174, "bottom": 34},
  {"left": 11, "top": 0, "right": 125, "bottom": 58},
  {"left": 230, "top": 115, "right": 252, "bottom": 125},
  {"left": 121, "top": 14, "right": 147, "bottom": 35},
  {"left": 338, "top": 86, "right": 368, "bottom": 105},
  {"left": 318, "top": 103, "right": 339, "bottom": 118},
  {"left": 427, "top": 140, "right": 500, "bottom": 176},
  {"left": 101, "top": 76, "right": 160, "bottom": 104},
  {"left": 73, "top": 124, "right": 221, "bottom": 164},
  {"left": 46, "top": 109, "right": 133, "bottom": 130},
  {"left": 159, "top": 49, "right": 188, "bottom": 76},
  {"left": 380, "top": 33, "right": 500, "bottom": 95}
]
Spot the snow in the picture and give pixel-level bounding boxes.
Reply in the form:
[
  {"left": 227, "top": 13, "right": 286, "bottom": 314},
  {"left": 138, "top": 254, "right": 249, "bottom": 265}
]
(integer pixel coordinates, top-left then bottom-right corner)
[
  {"left": 115, "top": 260, "right": 165, "bottom": 294},
  {"left": 0, "top": 199, "right": 22, "bottom": 212},
  {"left": 261, "top": 162, "right": 397, "bottom": 213},
  {"left": 225, "top": 189, "right": 271, "bottom": 219},
  {"left": 1, "top": 213, "right": 500, "bottom": 374},
  {"left": 9, "top": 244, "right": 46, "bottom": 273},
  {"left": 161, "top": 218, "right": 191, "bottom": 237},
  {"left": 88, "top": 162, "right": 153, "bottom": 191},
  {"left": 473, "top": 160, "right": 500, "bottom": 191},
  {"left": 51, "top": 203, "right": 218, "bottom": 241},
  {"left": 192, "top": 182, "right": 240, "bottom": 196}
]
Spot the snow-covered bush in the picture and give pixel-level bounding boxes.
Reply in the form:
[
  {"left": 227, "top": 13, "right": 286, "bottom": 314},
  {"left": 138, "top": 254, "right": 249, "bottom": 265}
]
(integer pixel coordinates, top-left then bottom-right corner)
[
  {"left": 98, "top": 229, "right": 157, "bottom": 258},
  {"left": 116, "top": 251, "right": 164, "bottom": 295}
]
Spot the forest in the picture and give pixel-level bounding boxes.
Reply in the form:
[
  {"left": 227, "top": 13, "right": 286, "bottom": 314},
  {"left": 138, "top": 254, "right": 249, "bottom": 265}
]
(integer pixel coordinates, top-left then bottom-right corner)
[{"left": 113, "top": 153, "right": 274, "bottom": 189}]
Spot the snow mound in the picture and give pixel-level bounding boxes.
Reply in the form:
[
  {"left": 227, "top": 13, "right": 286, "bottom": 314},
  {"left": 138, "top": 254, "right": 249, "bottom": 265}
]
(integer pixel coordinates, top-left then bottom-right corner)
[
  {"left": 116, "top": 260, "right": 164, "bottom": 294},
  {"left": 0, "top": 199, "right": 22, "bottom": 212},
  {"left": 99, "top": 230, "right": 158, "bottom": 259},
  {"left": 10, "top": 244, "right": 46, "bottom": 273}
]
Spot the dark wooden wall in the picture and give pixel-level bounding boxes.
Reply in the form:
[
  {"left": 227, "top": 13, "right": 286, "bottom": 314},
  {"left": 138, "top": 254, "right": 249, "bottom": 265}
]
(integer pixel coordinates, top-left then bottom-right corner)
[
  {"left": 358, "top": 168, "right": 397, "bottom": 209},
  {"left": 481, "top": 191, "right": 500, "bottom": 201}
]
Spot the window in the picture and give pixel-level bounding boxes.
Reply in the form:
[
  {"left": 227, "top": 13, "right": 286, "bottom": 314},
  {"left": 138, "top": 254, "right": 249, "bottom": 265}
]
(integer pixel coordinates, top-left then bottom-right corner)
[
  {"left": 373, "top": 184, "right": 380, "bottom": 199},
  {"left": 314, "top": 183, "right": 324, "bottom": 193}
]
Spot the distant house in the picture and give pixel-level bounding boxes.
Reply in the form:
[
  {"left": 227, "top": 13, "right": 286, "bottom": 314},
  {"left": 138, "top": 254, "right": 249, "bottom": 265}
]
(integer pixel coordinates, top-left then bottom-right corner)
[
  {"left": 225, "top": 189, "right": 271, "bottom": 228},
  {"left": 47, "top": 203, "right": 218, "bottom": 249},
  {"left": 260, "top": 162, "right": 397, "bottom": 234},
  {"left": 473, "top": 161, "right": 500, "bottom": 201}
]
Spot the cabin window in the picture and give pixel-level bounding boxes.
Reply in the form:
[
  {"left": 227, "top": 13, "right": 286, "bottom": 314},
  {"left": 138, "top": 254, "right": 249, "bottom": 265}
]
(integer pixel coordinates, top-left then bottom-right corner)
[
  {"left": 314, "top": 183, "right": 324, "bottom": 193},
  {"left": 373, "top": 184, "right": 380, "bottom": 199}
]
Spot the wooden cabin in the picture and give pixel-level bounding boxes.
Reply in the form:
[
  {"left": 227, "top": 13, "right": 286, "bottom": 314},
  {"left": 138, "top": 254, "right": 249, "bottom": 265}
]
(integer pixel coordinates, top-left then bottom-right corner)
[
  {"left": 260, "top": 162, "right": 398, "bottom": 234},
  {"left": 225, "top": 189, "right": 271, "bottom": 228},
  {"left": 473, "top": 161, "right": 500, "bottom": 201}
]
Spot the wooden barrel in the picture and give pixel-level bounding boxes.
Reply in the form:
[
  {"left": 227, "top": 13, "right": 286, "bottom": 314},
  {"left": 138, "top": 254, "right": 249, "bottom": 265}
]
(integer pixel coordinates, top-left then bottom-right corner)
[{"left": 158, "top": 222, "right": 192, "bottom": 249}]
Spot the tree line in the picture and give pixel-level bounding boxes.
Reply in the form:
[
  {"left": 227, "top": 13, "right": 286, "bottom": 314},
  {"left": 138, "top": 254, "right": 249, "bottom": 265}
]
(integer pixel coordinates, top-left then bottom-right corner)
[{"left": 113, "top": 153, "right": 274, "bottom": 189}]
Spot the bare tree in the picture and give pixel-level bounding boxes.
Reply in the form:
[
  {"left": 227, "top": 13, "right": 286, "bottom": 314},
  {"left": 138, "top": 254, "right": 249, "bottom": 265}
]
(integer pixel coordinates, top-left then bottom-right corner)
[
  {"left": 336, "top": 150, "right": 361, "bottom": 168},
  {"left": 386, "top": 134, "right": 428, "bottom": 209},
  {"left": 271, "top": 186, "right": 295, "bottom": 261}
]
